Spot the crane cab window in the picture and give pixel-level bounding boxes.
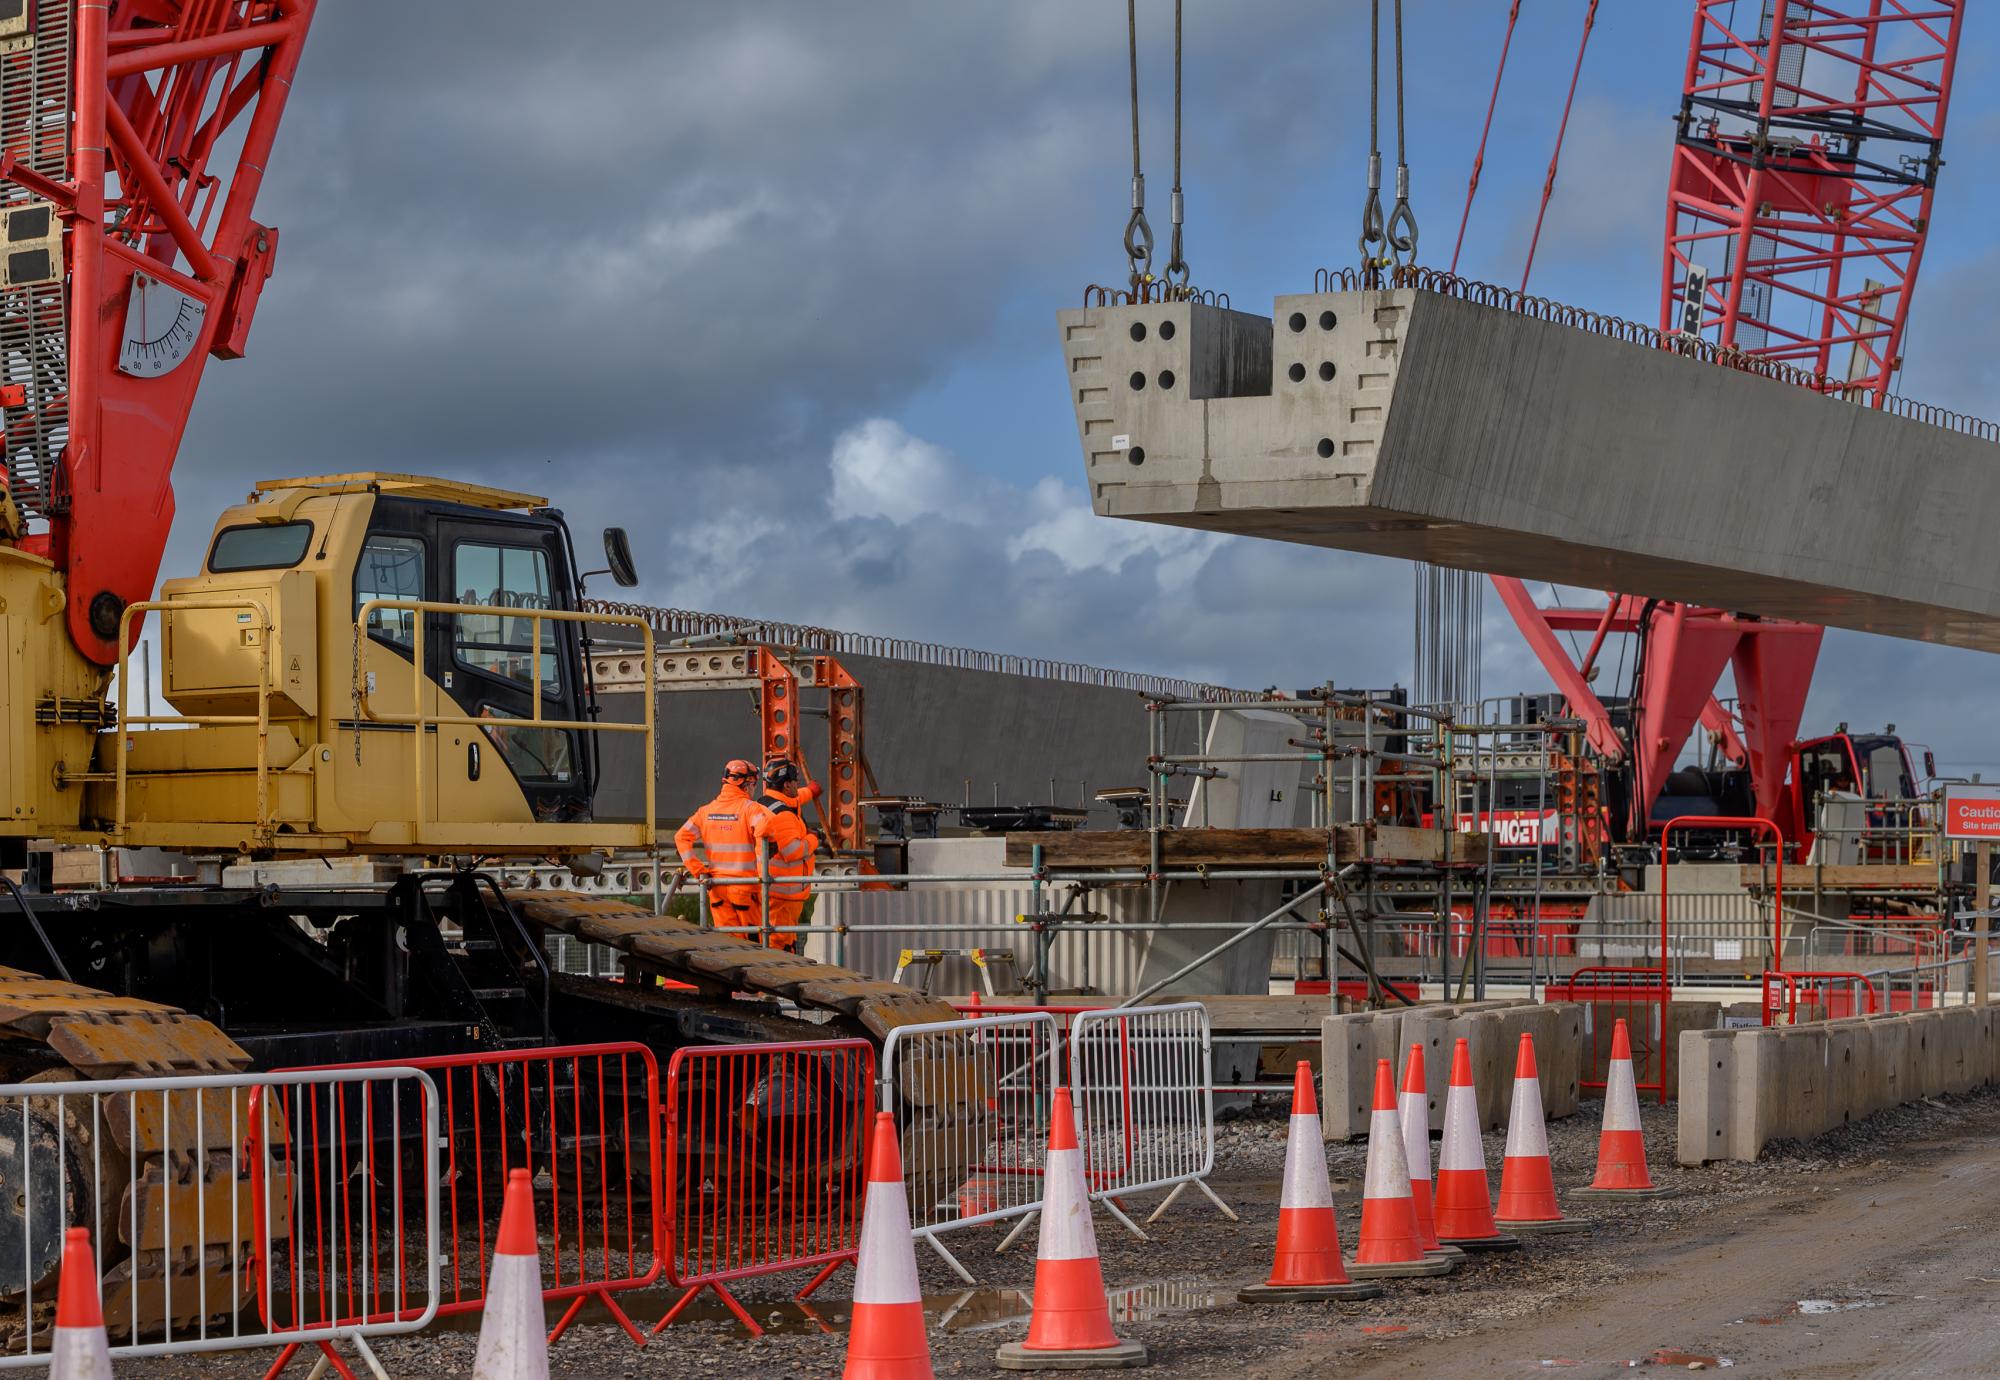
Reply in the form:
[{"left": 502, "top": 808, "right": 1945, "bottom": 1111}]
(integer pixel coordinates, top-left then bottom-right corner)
[
  {"left": 355, "top": 534, "right": 425, "bottom": 648},
  {"left": 209, "top": 520, "right": 312, "bottom": 573},
  {"left": 452, "top": 541, "right": 560, "bottom": 696}
]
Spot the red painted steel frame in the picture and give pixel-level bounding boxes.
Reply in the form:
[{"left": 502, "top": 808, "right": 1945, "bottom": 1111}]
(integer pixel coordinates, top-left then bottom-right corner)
[
  {"left": 8, "top": 1, "right": 317, "bottom": 665},
  {"left": 257, "top": 1043, "right": 664, "bottom": 1365},
  {"left": 1659, "top": 1, "right": 1963, "bottom": 401},
  {"left": 656, "top": 1038, "right": 876, "bottom": 1340},
  {"left": 1490, "top": 579, "right": 1823, "bottom": 841}
]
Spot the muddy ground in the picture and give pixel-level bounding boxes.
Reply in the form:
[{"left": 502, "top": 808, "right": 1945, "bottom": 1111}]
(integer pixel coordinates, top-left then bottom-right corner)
[{"left": 116, "top": 1085, "right": 2000, "bottom": 1378}]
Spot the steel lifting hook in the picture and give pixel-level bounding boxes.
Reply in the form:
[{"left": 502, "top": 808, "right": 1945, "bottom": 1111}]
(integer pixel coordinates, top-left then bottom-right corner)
[
  {"left": 1126, "top": 185, "right": 1155, "bottom": 293},
  {"left": 1359, "top": 152, "right": 1388, "bottom": 272},
  {"left": 1164, "top": 190, "right": 1189, "bottom": 290},
  {"left": 1387, "top": 166, "right": 1419, "bottom": 269}
]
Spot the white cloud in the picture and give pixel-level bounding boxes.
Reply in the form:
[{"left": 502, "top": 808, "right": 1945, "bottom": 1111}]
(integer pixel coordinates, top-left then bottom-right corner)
[{"left": 827, "top": 418, "right": 991, "bottom": 525}]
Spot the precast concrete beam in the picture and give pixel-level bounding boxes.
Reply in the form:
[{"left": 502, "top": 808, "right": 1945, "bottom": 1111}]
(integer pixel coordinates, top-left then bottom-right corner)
[{"left": 1059, "top": 284, "right": 2000, "bottom": 649}]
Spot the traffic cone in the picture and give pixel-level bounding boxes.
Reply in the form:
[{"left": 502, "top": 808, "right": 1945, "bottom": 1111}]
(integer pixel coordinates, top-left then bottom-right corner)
[
  {"left": 1494, "top": 1033, "right": 1588, "bottom": 1236},
  {"left": 1399, "top": 1045, "right": 1462, "bottom": 1260},
  {"left": 846, "top": 1113, "right": 934, "bottom": 1380},
  {"left": 1573, "top": 1019, "right": 1673, "bottom": 1199},
  {"left": 995, "top": 1088, "right": 1148, "bottom": 1371},
  {"left": 473, "top": 1170, "right": 549, "bottom": 1380},
  {"left": 1433, "top": 1037, "right": 1518, "bottom": 1253},
  {"left": 1345, "top": 1060, "right": 1454, "bottom": 1280},
  {"left": 1238, "top": 1062, "right": 1382, "bottom": 1303},
  {"left": 50, "top": 1229, "right": 111, "bottom": 1380}
]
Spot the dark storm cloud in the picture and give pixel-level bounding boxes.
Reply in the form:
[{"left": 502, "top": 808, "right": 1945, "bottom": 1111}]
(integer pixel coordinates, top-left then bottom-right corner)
[{"left": 150, "top": 3, "right": 2000, "bottom": 765}]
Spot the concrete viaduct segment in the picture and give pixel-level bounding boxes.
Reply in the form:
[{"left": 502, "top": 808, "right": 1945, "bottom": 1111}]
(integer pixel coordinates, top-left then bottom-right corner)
[{"left": 1058, "top": 276, "right": 2000, "bottom": 651}]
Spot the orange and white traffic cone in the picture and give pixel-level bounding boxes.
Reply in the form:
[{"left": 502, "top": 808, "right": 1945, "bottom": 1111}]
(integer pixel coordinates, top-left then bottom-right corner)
[
  {"left": 995, "top": 1088, "right": 1149, "bottom": 1371},
  {"left": 1573, "top": 1019, "right": 1672, "bottom": 1199},
  {"left": 473, "top": 1169, "right": 550, "bottom": 1380},
  {"left": 1433, "top": 1037, "right": 1519, "bottom": 1253},
  {"left": 50, "top": 1228, "right": 111, "bottom": 1380},
  {"left": 1238, "top": 1062, "right": 1382, "bottom": 1303},
  {"left": 1345, "top": 1059, "right": 1455, "bottom": 1280},
  {"left": 1493, "top": 1033, "right": 1589, "bottom": 1236},
  {"left": 1399, "top": 1044, "right": 1462, "bottom": 1261},
  {"left": 846, "top": 1112, "right": 935, "bottom": 1380}
]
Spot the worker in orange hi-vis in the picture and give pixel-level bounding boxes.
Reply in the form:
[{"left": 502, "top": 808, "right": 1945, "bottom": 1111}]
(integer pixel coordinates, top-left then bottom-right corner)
[
  {"left": 752, "top": 757, "right": 822, "bottom": 952},
  {"left": 673, "top": 759, "right": 773, "bottom": 935}
]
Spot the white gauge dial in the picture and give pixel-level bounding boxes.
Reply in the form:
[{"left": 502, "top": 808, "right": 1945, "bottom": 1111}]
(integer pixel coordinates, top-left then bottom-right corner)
[{"left": 117, "top": 272, "right": 208, "bottom": 378}]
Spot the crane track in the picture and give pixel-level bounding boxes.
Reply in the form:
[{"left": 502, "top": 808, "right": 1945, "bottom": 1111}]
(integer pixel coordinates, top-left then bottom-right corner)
[
  {"left": 505, "top": 890, "right": 994, "bottom": 1206},
  {"left": 0, "top": 967, "right": 252, "bottom": 1350}
]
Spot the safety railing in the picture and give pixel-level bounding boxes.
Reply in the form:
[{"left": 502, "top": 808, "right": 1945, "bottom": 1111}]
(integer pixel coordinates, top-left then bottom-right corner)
[
  {"left": 582, "top": 599, "right": 1260, "bottom": 702},
  {"left": 657, "top": 1039, "right": 876, "bottom": 1338},
  {"left": 1763, "top": 970, "right": 1880, "bottom": 1025},
  {"left": 353, "top": 599, "right": 658, "bottom": 848},
  {"left": 0, "top": 1067, "right": 439, "bottom": 1371},
  {"left": 878, "top": 1012, "right": 1059, "bottom": 1283},
  {"left": 1068, "top": 1003, "right": 1233, "bottom": 1236},
  {"left": 112, "top": 598, "right": 275, "bottom": 844},
  {"left": 1308, "top": 263, "right": 2000, "bottom": 445},
  {"left": 1809, "top": 794, "right": 1944, "bottom": 867},
  {"left": 1546, "top": 967, "right": 1669, "bottom": 1103},
  {"left": 273, "top": 1043, "right": 660, "bottom": 1352}
]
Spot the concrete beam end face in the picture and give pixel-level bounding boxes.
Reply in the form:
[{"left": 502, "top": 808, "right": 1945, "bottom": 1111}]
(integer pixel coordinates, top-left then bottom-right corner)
[{"left": 1676, "top": 1028, "right": 1730, "bottom": 1166}]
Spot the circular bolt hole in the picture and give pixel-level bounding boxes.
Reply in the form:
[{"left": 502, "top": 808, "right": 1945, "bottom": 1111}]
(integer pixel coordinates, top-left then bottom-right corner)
[
  {"left": 1160, "top": 320, "right": 1177, "bottom": 339},
  {"left": 1319, "top": 361, "right": 1336, "bottom": 382},
  {"left": 1127, "top": 446, "right": 1146, "bottom": 466},
  {"left": 1288, "top": 362, "right": 1307, "bottom": 383},
  {"left": 1158, "top": 369, "right": 1175, "bottom": 390},
  {"left": 1288, "top": 311, "right": 1307, "bottom": 332},
  {"left": 1129, "top": 371, "right": 1146, "bottom": 391},
  {"left": 1319, "top": 310, "right": 1337, "bottom": 330},
  {"left": 1129, "top": 322, "right": 1147, "bottom": 342},
  {"left": 1316, "top": 437, "right": 1335, "bottom": 459}
]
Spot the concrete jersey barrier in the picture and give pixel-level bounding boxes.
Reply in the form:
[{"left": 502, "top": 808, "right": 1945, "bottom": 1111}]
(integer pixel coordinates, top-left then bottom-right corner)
[
  {"left": 1320, "top": 1001, "right": 1584, "bottom": 1141},
  {"left": 1678, "top": 1004, "right": 1998, "bottom": 1164}
]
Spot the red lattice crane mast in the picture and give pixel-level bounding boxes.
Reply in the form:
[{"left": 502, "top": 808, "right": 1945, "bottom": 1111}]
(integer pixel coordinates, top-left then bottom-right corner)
[
  {"left": 1492, "top": 0, "right": 1963, "bottom": 846},
  {"left": 0, "top": 1, "right": 312, "bottom": 667}
]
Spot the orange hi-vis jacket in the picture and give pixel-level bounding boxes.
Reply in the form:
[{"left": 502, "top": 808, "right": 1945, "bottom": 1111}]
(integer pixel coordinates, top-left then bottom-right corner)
[
  {"left": 753, "top": 783, "right": 822, "bottom": 900},
  {"left": 673, "top": 782, "right": 773, "bottom": 886}
]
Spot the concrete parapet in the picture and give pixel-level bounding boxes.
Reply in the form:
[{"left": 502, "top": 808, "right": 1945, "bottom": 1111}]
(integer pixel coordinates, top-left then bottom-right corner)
[
  {"left": 1321, "top": 1000, "right": 1581, "bottom": 1140},
  {"left": 1678, "top": 1003, "right": 2000, "bottom": 1164}
]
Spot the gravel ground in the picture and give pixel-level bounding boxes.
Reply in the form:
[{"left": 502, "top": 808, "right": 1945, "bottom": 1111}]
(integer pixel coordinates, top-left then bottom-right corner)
[{"left": 112, "top": 1081, "right": 2000, "bottom": 1378}]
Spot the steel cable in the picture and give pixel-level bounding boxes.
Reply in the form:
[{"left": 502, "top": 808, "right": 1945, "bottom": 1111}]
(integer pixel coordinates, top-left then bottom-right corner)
[
  {"left": 1123, "top": 0, "right": 1154, "bottom": 291},
  {"left": 1164, "top": 0, "right": 1189, "bottom": 288},
  {"left": 1386, "top": 0, "right": 1418, "bottom": 267},
  {"left": 1359, "top": 0, "right": 1387, "bottom": 276}
]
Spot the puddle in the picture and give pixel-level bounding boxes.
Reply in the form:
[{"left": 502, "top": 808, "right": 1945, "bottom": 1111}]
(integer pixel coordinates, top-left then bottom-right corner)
[
  {"left": 633, "top": 1277, "right": 1220, "bottom": 1339},
  {"left": 1733, "top": 1298, "right": 1883, "bottom": 1325},
  {"left": 1644, "top": 1348, "right": 1733, "bottom": 1368},
  {"left": 934, "top": 1278, "right": 1221, "bottom": 1335}
]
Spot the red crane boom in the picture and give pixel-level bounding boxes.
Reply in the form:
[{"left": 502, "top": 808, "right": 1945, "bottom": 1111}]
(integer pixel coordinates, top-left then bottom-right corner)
[
  {"left": 1494, "top": 0, "right": 1964, "bottom": 845},
  {"left": 0, "top": 1, "right": 313, "bottom": 667}
]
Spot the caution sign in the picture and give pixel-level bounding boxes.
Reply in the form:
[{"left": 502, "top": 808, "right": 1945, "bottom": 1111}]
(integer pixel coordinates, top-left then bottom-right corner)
[{"left": 1941, "top": 783, "right": 2000, "bottom": 841}]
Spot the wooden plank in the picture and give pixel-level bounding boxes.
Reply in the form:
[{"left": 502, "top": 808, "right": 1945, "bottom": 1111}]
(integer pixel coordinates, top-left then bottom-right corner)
[
  {"left": 1738, "top": 864, "right": 1939, "bottom": 890},
  {"left": 1003, "top": 825, "right": 1486, "bottom": 869}
]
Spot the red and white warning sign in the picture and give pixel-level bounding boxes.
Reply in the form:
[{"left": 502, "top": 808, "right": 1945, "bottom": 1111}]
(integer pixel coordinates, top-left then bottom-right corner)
[{"left": 1941, "top": 783, "right": 2000, "bottom": 841}]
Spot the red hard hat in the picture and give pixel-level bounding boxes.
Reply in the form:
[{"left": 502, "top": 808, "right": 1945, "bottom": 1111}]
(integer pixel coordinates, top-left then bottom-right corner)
[{"left": 724, "top": 759, "right": 756, "bottom": 778}]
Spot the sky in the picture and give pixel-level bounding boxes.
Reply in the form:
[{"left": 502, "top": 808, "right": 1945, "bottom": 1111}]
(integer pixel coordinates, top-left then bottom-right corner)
[{"left": 158, "top": 1, "right": 2000, "bottom": 779}]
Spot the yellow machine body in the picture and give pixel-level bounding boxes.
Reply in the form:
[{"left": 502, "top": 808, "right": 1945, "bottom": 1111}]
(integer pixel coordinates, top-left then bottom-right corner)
[{"left": 0, "top": 473, "right": 655, "bottom": 856}]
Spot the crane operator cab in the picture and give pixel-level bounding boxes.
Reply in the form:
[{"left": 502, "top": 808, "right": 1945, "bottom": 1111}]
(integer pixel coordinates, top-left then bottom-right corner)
[{"left": 72, "top": 473, "right": 653, "bottom": 857}]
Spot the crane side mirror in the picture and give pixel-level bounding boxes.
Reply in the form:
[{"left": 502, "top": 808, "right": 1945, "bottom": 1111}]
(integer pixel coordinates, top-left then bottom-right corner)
[
  {"left": 1925, "top": 749, "right": 1937, "bottom": 780},
  {"left": 603, "top": 527, "right": 639, "bottom": 588}
]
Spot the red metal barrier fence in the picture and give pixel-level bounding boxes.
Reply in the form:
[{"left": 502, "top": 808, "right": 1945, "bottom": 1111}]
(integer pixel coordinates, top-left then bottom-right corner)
[
  {"left": 658, "top": 1038, "right": 876, "bottom": 1338},
  {"left": 1547, "top": 967, "right": 1668, "bottom": 1103},
  {"left": 261, "top": 1042, "right": 662, "bottom": 1365}
]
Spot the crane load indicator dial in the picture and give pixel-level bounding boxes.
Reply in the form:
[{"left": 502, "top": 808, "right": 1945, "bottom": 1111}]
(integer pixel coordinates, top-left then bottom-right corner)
[{"left": 118, "top": 273, "right": 208, "bottom": 378}]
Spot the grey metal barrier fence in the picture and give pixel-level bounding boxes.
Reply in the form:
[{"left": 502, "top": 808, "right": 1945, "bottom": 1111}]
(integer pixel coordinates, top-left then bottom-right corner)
[
  {"left": 1068, "top": 1002, "right": 1234, "bottom": 1237},
  {"left": 877, "top": 1012, "right": 1057, "bottom": 1283},
  {"left": 0, "top": 1067, "right": 440, "bottom": 1370}
]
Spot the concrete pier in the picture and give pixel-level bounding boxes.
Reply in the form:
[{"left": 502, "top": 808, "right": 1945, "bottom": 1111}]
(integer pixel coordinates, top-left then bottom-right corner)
[{"left": 1058, "top": 283, "right": 2000, "bottom": 650}]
